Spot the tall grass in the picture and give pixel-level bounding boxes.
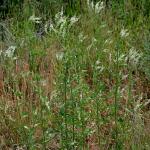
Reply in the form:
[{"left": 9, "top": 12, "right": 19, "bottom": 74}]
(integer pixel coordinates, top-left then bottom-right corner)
[{"left": 0, "top": 0, "right": 150, "bottom": 149}]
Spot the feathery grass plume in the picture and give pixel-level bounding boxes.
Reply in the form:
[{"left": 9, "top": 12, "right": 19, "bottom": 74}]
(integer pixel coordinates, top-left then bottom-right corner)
[
  {"left": 120, "top": 28, "right": 129, "bottom": 38},
  {"left": 95, "top": 1, "right": 105, "bottom": 13},
  {"left": 56, "top": 51, "right": 64, "bottom": 61},
  {"left": 29, "top": 14, "right": 41, "bottom": 24},
  {"left": 126, "top": 47, "right": 142, "bottom": 68},
  {"left": 69, "top": 16, "right": 79, "bottom": 27},
  {"left": 87, "top": 0, "right": 105, "bottom": 14},
  {"left": 4, "top": 45, "right": 16, "bottom": 58},
  {"left": 48, "top": 8, "right": 79, "bottom": 38}
]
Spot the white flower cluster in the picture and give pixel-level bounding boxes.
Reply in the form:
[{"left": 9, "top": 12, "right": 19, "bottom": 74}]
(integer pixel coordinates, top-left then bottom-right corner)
[
  {"left": 87, "top": 0, "right": 105, "bottom": 14},
  {"left": 28, "top": 9, "right": 79, "bottom": 38}
]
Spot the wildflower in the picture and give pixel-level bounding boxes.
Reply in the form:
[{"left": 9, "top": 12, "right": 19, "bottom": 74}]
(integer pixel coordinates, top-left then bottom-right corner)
[
  {"left": 120, "top": 28, "right": 129, "bottom": 38},
  {"left": 4, "top": 46, "right": 16, "bottom": 58}
]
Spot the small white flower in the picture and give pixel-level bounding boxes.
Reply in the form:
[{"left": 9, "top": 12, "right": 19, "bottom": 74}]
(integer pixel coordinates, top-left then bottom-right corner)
[
  {"left": 5, "top": 46, "right": 16, "bottom": 58},
  {"left": 120, "top": 28, "right": 129, "bottom": 38}
]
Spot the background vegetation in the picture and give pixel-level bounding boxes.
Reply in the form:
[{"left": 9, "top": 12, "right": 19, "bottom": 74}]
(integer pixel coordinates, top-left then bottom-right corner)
[{"left": 0, "top": 0, "right": 150, "bottom": 149}]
